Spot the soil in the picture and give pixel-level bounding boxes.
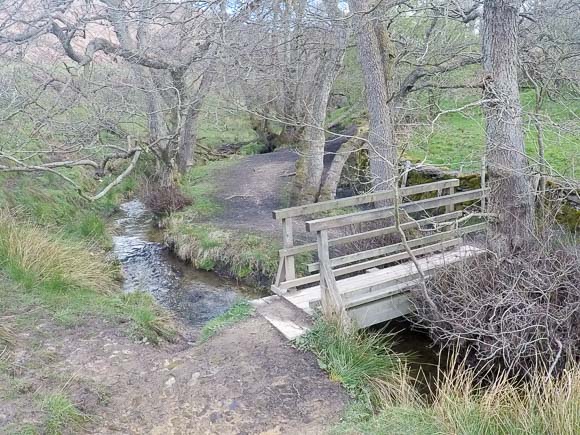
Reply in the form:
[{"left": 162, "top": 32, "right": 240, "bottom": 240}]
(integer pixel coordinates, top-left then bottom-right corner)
[
  {"left": 0, "top": 308, "right": 348, "bottom": 434},
  {"left": 212, "top": 149, "right": 299, "bottom": 237}
]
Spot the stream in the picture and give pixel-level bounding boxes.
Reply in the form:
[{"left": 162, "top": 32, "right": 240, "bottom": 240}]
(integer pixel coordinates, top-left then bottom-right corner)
[
  {"left": 112, "top": 200, "right": 440, "bottom": 386},
  {"left": 112, "top": 200, "right": 257, "bottom": 327}
]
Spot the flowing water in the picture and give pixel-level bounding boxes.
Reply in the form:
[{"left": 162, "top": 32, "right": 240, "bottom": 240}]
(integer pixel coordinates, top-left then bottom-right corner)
[
  {"left": 112, "top": 200, "right": 440, "bottom": 383},
  {"left": 112, "top": 200, "right": 258, "bottom": 327}
]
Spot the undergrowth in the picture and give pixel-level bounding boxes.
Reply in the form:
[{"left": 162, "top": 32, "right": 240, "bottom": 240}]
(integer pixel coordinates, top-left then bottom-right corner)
[
  {"left": 299, "top": 318, "right": 580, "bottom": 435},
  {"left": 199, "top": 300, "right": 254, "bottom": 342},
  {"left": 165, "top": 219, "right": 281, "bottom": 285}
]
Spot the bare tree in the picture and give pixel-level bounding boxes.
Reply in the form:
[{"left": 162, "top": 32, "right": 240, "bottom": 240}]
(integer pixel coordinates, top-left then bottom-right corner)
[{"left": 482, "top": 0, "right": 535, "bottom": 253}]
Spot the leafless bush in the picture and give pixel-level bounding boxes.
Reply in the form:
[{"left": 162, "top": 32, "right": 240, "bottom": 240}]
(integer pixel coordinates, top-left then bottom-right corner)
[
  {"left": 410, "top": 236, "right": 580, "bottom": 377},
  {"left": 143, "top": 185, "right": 192, "bottom": 216}
]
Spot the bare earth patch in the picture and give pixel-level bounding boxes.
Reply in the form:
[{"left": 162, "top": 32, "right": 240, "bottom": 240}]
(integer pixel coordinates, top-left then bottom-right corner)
[
  {"left": 1, "top": 309, "right": 348, "bottom": 434},
  {"left": 212, "top": 149, "right": 299, "bottom": 237}
]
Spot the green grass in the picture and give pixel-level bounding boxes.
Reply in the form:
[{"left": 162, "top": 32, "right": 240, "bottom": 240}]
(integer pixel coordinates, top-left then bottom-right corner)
[
  {"left": 179, "top": 160, "right": 235, "bottom": 219},
  {"left": 41, "top": 392, "right": 88, "bottom": 435},
  {"left": 119, "top": 292, "right": 176, "bottom": 344},
  {"left": 405, "top": 90, "right": 579, "bottom": 177},
  {"left": 0, "top": 172, "right": 127, "bottom": 250},
  {"left": 165, "top": 219, "right": 281, "bottom": 284},
  {"left": 296, "top": 318, "right": 411, "bottom": 410},
  {"left": 199, "top": 300, "right": 254, "bottom": 341}
]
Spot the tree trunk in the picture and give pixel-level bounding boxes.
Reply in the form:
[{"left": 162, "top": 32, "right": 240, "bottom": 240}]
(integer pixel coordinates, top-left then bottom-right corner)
[
  {"left": 482, "top": 0, "right": 535, "bottom": 253},
  {"left": 176, "top": 76, "right": 211, "bottom": 174},
  {"left": 319, "top": 126, "right": 366, "bottom": 201},
  {"left": 292, "top": 0, "right": 349, "bottom": 204},
  {"left": 349, "top": 0, "right": 398, "bottom": 193}
]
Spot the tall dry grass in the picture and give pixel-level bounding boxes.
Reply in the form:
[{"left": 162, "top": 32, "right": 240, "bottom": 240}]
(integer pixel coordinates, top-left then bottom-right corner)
[
  {"left": 429, "top": 362, "right": 580, "bottom": 434},
  {"left": 337, "top": 356, "right": 580, "bottom": 435},
  {"left": 0, "top": 210, "right": 115, "bottom": 294}
]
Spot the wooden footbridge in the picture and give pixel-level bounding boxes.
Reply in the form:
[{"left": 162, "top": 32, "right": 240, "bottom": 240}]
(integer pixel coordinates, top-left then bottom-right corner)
[{"left": 268, "top": 179, "right": 487, "bottom": 331}]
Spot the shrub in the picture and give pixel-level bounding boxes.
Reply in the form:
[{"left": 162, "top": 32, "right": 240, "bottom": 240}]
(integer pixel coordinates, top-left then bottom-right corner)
[
  {"left": 143, "top": 184, "right": 192, "bottom": 215},
  {"left": 410, "top": 240, "right": 580, "bottom": 377}
]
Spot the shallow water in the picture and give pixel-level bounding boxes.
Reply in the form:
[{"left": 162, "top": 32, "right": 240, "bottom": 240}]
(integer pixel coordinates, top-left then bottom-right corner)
[{"left": 112, "top": 200, "right": 258, "bottom": 326}]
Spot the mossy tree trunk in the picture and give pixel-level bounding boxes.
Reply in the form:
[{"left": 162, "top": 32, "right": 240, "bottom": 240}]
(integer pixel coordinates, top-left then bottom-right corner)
[
  {"left": 349, "top": 0, "right": 398, "bottom": 195},
  {"left": 482, "top": 0, "right": 535, "bottom": 254}
]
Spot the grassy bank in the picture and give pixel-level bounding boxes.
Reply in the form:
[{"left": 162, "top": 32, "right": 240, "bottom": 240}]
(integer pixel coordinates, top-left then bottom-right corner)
[
  {"left": 0, "top": 211, "right": 175, "bottom": 344},
  {"left": 0, "top": 169, "right": 138, "bottom": 250},
  {"left": 0, "top": 201, "right": 176, "bottom": 433},
  {"left": 165, "top": 219, "right": 279, "bottom": 287},
  {"left": 298, "top": 318, "right": 580, "bottom": 435},
  {"left": 164, "top": 158, "right": 286, "bottom": 287}
]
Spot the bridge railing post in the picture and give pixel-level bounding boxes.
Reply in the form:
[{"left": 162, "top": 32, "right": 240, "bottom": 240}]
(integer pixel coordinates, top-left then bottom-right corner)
[
  {"left": 445, "top": 186, "right": 455, "bottom": 213},
  {"left": 274, "top": 217, "right": 296, "bottom": 293},
  {"left": 317, "top": 229, "right": 350, "bottom": 330}
]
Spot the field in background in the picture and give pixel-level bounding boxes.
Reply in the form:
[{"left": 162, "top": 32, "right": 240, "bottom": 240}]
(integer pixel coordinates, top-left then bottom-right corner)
[{"left": 197, "top": 90, "right": 579, "bottom": 179}]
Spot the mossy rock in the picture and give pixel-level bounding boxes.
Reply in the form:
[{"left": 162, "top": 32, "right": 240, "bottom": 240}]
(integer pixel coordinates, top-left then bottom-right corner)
[{"left": 556, "top": 203, "right": 580, "bottom": 233}]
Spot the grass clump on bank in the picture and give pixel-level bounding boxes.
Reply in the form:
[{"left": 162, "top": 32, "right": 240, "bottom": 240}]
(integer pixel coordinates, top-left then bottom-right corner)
[
  {"left": 41, "top": 392, "right": 89, "bottom": 435},
  {"left": 199, "top": 300, "right": 254, "bottom": 342},
  {"left": 296, "top": 318, "right": 414, "bottom": 411},
  {"left": 0, "top": 211, "right": 175, "bottom": 344},
  {"left": 165, "top": 219, "right": 279, "bottom": 286}
]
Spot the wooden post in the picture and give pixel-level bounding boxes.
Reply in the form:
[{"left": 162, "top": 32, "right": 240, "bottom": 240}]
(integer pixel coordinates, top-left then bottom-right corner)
[
  {"left": 282, "top": 218, "right": 295, "bottom": 289},
  {"left": 445, "top": 186, "right": 455, "bottom": 213},
  {"left": 317, "top": 229, "right": 351, "bottom": 331}
]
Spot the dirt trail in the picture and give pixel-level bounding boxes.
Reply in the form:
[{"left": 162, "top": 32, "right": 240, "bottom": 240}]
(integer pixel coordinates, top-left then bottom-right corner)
[
  {"left": 212, "top": 149, "right": 299, "bottom": 236},
  {"left": 1, "top": 309, "right": 348, "bottom": 434}
]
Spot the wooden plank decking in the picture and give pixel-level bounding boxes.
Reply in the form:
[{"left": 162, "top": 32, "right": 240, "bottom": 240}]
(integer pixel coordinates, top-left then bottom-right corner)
[
  {"left": 282, "top": 245, "right": 483, "bottom": 327},
  {"left": 266, "top": 180, "right": 487, "bottom": 332}
]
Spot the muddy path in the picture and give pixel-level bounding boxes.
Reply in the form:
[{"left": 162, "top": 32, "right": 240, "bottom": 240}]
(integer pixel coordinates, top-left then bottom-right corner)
[
  {"left": 104, "top": 200, "right": 349, "bottom": 433},
  {"left": 1, "top": 298, "right": 348, "bottom": 434},
  {"left": 1, "top": 200, "right": 349, "bottom": 434}
]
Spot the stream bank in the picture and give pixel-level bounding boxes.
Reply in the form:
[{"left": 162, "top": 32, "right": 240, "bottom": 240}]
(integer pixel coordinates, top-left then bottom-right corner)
[{"left": 113, "top": 199, "right": 261, "bottom": 330}]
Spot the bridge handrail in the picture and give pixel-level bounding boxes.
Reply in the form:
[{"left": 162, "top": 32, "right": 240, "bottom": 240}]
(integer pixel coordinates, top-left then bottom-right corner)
[
  {"left": 272, "top": 179, "right": 465, "bottom": 293},
  {"left": 272, "top": 179, "right": 460, "bottom": 220},
  {"left": 305, "top": 189, "right": 487, "bottom": 232}
]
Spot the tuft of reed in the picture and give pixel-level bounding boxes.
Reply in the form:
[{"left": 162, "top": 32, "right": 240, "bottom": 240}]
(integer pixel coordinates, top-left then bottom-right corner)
[
  {"left": 334, "top": 356, "right": 580, "bottom": 435},
  {"left": 429, "top": 363, "right": 580, "bottom": 435},
  {"left": 296, "top": 318, "right": 416, "bottom": 410},
  {"left": 0, "top": 210, "right": 115, "bottom": 294}
]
